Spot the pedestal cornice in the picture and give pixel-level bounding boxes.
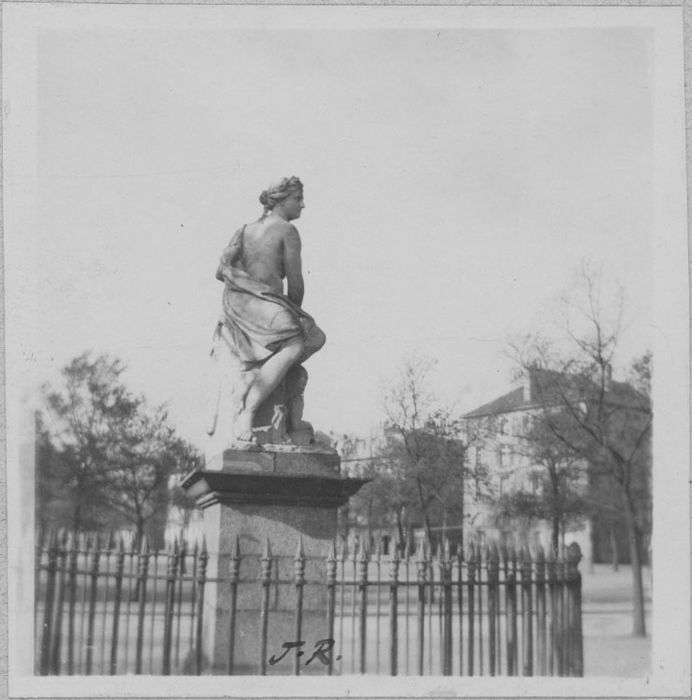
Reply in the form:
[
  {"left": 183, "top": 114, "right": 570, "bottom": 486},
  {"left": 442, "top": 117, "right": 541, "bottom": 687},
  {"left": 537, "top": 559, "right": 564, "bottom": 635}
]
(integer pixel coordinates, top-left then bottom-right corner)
[{"left": 181, "top": 469, "right": 370, "bottom": 509}]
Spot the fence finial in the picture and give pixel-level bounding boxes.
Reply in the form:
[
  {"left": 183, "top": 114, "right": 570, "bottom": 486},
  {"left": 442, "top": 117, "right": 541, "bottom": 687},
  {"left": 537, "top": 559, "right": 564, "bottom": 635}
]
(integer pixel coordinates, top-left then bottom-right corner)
[
  {"left": 535, "top": 543, "right": 545, "bottom": 564},
  {"left": 566, "top": 542, "right": 582, "bottom": 566},
  {"left": 295, "top": 536, "right": 306, "bottom": 561},
  {"left": 443, "top": 538, "right": 451, "bottom": 562},
  {"left": 467, "top": 541, "right": 476, "bottom": 563},
  {"left": 230, "top": 534, "right": 240, "bottom": 560}
]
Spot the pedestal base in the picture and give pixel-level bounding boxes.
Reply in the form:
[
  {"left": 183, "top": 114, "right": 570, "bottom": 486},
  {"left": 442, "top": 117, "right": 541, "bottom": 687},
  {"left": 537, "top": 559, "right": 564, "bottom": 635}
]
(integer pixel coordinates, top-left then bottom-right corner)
[{"left": 181, "top": 448, "right": 369, "bottom": 675}]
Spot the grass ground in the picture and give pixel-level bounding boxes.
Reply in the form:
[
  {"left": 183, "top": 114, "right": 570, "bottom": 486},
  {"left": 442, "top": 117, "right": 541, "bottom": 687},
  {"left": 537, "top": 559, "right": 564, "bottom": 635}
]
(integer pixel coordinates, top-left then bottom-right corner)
[{"left": 580, "top": 563, "right": 652, "bottom": 677}]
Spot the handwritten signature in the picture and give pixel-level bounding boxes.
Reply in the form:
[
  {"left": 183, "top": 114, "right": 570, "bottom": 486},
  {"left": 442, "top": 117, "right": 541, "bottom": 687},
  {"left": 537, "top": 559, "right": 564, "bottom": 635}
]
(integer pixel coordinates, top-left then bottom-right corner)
[{"left": 268, "top": 638, "right": 342, "bottom": 666}]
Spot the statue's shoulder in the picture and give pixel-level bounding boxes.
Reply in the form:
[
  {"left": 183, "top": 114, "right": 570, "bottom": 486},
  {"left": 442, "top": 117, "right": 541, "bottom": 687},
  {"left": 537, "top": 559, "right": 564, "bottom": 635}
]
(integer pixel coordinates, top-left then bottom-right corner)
[{"left": 263, "top": 219, "right": 299, "bottom": 243}]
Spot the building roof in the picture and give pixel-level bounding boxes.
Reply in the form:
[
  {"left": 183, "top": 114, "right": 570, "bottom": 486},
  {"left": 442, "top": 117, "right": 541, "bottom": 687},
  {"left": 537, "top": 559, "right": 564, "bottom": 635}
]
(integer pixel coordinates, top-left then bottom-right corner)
[
  {"left": 463, "top": 386, "right": 527, "bottom": 418},
  {"left": 463, "top": 368, "right": 647, "bottom": 419}
]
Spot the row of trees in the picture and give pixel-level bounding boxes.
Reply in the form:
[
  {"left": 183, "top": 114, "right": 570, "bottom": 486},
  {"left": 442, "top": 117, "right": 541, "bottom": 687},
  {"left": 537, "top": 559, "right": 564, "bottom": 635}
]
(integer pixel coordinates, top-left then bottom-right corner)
[
  {"left": 342, "top": 268, "right": 652, "bottom": 636},
  {"left": 37, "top": 353, "right": 202, "bottom": 547}
]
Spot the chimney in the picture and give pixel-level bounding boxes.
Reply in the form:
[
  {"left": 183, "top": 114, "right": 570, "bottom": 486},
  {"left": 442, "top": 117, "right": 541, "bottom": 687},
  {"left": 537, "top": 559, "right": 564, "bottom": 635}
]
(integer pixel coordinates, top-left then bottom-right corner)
[{"left": 521, "top": 371, "right": 532, "bottom": 403}]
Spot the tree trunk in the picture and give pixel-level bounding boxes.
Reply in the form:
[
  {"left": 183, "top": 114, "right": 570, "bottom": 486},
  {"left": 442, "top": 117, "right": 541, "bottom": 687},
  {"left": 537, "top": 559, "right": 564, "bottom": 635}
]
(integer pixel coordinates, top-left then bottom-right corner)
[
  {"left": 415, "top": 477, "right": 435, "bottom": 551},
  {"left": 623, "top": 497, "right": 646, "bottom": 636},
  {"left": 609, "top": 528, "right": 619, "bottom": 572},
  {"left": 395, "top": 507, "right": 405, "bottom": 552},
  {"left": 72, "top": 501, "right": 82, "bottom": 532},
  {"left": 367, "top": 501, "right": 373, "bottom": 549},
  {"left": 551, "top": 517, "right": 560, "bottom": 556}
]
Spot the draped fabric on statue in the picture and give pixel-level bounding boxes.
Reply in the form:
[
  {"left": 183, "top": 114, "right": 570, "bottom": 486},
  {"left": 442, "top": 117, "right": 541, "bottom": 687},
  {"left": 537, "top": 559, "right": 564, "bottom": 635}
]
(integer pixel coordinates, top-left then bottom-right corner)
[{"left": 216, "top": 259, "right": 316, "bottom": 370}]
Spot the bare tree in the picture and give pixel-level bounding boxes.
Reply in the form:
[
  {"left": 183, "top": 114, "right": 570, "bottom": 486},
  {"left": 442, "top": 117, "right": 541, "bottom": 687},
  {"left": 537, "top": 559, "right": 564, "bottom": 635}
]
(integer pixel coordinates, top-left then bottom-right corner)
[
  {"left": 382, "top": 357, "right": 470, "bottom": 550},
  {"left": 511, "top": 267, "right": 651, "bottom": 636},
  {"left": 495, "top": 411, "right": 590, "bottom": 554}
]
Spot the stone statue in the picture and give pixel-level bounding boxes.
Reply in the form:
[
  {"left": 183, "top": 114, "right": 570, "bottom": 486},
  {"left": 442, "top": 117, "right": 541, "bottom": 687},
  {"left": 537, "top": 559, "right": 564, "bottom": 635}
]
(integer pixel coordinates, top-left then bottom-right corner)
[{"left": 207, "top": 177, "right": 325, "bottom": 447}]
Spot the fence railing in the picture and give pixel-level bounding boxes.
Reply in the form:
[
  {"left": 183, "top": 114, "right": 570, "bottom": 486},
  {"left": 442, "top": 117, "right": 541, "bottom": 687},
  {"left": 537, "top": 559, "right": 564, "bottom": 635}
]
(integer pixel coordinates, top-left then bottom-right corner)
[{"left": 35, "top": 531, "right": 583, "bottom": 676}]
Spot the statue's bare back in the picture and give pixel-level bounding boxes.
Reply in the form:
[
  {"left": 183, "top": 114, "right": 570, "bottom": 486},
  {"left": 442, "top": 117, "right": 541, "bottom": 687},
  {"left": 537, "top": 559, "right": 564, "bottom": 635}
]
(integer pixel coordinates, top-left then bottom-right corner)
[{"left": 243, "top": 220, "right": 293, "bottom": 292}]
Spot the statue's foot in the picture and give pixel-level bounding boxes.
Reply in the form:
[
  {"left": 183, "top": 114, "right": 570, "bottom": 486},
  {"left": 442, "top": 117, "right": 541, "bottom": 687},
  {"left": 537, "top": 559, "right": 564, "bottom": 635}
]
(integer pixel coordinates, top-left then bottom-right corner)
[{"left": 232, "top": 408, "right": 257, "bottom": 445}]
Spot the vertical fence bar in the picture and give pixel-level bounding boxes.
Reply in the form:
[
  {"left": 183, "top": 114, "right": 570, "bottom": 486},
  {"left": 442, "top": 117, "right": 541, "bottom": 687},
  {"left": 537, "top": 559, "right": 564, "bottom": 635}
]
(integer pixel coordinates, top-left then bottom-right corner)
[
  {"left": 566, "top": 543, "right": 583, "bottom": 677},
  {"left": 557, "top": 546, "right": 566, "bottom": 676},
  {"left": 326, "top": 541, "right": 337, "bottom": 676},
  {"left": 189, "top": 541, "right": 199, "bottom": 664},
  {"left": 436, "top": 546, "right": 443, "bottom": 675},
  {"left": 546, "top": 545, "right": 557, "bottom": 676},
  {"left": 510, "top": 546, "right": 519, "bottom": 674},
  {"left": 337, "top": 540, "right": 347, "bottom": 675},
  {"left": 388, "top": 544, "right": 400, "bottom": 676},
  {"left": 476, "top": 546, "right": 484, "bottom": 675},
  {"left": 194, "top": 539, "right": 208, "bottom": 676},
  {"left": 122, "top": 535, "right": 136, "bottom": 673},
  {"left": 66, "top": 532, "right": 79, "bottom": 676},
  {"left": 227, "top": 536, "right": 241, "bottom": 675},
  {"left": 34, "top": 526, "right": 45, "bottom": 656},
  {"left": 441, "top": 540, "right": 453, "bottom": 676},
  {"left": 561, "top": 546, "right": 571, "bottom": 674},
  {"left": 358, "top": 541, "right": 369, "bottom": 674},
  {"left": 505, "top": 545, "right": 517, "bottom": 676},
  {"left": 85, "top": 534, "right": 101, "bottom": 676},
  {"left": 39, "top": 531, "right": 58, "bottom": 676},
  {"left": 50, "top": 531, "right": 68, "bottom": 675},
  {"left": 134, "top": 536, "right": 150, "bottom": 675},
  {"left": 427, "top": 544, "right": 434, "bottom": 674},
  {"left": 521, "top": 546, "right": 533, "bottom": 676},
  {"left": 293, "top": 538, "right": 306, "bottom": 676},
  {"left": 349, "top": 540, "right": 357, "bottom": 674},
  {"left": 404, "top": 536, "right": 410, "bottom": 675},
  {"left": 98, "top": 534, "right": 114, "bottom": 674},
  {"left": 466, "top": 543, "right": 475, "bottom": 676},
  {"left": 174, "top": 537, "right": 186, "bottom": 671},
  {"left": 456, "top": 545, "right": 464, "bottom": 676},
  {"left": 148, "top": 548, "right": 161, "bottom": 674},
  {"left": 415, "top": 540, "right": 427, "bottom": 676},
  {"left": 259, "top": 539, "right": 272, "bottom": 676},
  {"left": 496, "top": 544, "right": 502, "bottom": 676},
  {"left": 375, "top": 541, "right": 382, "bottom": 674},
  {"left": 487, "top": 545, "right": 499, "bottom": 677},
  {"left": 535, "top": 545, "right": 547, "bottom": 675},
  {"left": 109, "top": 536, "right": 125, "bottom": 675},
  {"left": 501, "top": 545, "right": 510, "bottom": 676},
  {"left": 162, "top": 539, "right": 179, "bottom": 675}
]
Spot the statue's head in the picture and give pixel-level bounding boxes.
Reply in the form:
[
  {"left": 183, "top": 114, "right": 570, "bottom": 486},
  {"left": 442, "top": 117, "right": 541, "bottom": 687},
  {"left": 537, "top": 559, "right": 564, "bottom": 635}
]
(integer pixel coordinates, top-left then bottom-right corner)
[{"left": 259, "top": 176, "right": 304, "bottom": 219}]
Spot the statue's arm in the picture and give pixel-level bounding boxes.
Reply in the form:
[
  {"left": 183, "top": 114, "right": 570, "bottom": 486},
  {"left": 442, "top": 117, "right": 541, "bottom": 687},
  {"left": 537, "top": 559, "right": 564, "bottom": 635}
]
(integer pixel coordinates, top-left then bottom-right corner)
[
  {"left": 216, "top": 229, "right": 243, "bottom": 281},
  {"left": 283, "top": 225, "right": 304, "bottom": 306}
]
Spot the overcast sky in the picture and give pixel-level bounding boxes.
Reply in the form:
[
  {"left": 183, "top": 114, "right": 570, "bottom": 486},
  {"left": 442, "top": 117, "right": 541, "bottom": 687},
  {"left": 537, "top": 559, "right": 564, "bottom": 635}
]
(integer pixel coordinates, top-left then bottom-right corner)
[{"left": 11, "top": 6, "right": 662, "bottom": 448}]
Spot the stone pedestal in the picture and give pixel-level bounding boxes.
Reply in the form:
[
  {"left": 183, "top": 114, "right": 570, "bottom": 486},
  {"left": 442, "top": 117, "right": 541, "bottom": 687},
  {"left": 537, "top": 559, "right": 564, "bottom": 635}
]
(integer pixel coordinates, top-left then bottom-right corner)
[{"left": 181, "top": 447, "right": 368, "bottom": 675}]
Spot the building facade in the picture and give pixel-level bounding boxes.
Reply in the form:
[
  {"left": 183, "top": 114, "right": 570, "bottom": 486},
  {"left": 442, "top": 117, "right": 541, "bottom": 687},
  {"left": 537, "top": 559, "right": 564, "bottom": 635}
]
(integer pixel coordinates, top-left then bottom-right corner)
[{"left": 461, "top": 370, "right": 592, "bottom": 560}]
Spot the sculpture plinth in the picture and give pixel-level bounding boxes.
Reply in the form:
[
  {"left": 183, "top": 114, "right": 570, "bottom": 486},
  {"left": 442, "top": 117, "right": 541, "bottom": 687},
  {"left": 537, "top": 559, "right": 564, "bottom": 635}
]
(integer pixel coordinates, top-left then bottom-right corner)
[{"left": 181, "top": 447, "right": 369, "bottom": 675}]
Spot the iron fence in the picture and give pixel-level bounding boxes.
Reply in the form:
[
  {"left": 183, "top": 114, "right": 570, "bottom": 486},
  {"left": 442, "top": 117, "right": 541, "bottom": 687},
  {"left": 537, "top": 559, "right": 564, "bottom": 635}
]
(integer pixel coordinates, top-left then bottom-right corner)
[{"left": 35, "top": 531, "right": 583, "bottom": 676}]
